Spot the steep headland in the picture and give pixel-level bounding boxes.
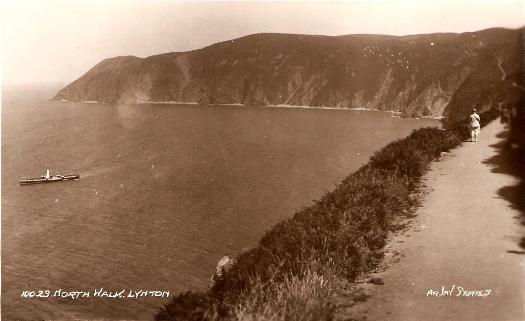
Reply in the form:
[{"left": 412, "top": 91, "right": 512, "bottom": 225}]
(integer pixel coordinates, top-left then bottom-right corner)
[{"left": 54, "top": 28, "right": 523, "bottom": 124}]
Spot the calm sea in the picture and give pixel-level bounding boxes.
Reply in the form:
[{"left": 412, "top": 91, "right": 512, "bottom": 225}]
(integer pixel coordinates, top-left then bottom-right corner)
[{"left": 1, "top": 86, "right": 438, "bottom": 320}]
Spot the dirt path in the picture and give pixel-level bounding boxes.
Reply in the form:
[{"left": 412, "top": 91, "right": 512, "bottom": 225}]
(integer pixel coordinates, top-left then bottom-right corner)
[
  {"left": 496, "top": 56, "right": 507, "bottom": 81},
  {"left": 342, "top": 120, "right": 525, "bottom": 321}
]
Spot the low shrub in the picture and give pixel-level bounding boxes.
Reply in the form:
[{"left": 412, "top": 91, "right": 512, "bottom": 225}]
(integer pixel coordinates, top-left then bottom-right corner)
[
  {"left": 370, "top": 128, "right": 461, "bottom": 180},
  {"left": 232, "top": 268, "right": 338, "bottom": 321}
]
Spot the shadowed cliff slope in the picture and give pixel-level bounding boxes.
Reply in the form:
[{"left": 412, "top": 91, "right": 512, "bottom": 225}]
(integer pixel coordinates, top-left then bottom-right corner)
[{"left": 55, "top": 28, "right": 524, "bottom": 122}]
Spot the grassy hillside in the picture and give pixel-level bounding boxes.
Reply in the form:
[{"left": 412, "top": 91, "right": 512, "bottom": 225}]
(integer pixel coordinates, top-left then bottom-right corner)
[{"left": 55, "top": 28, "right": 523, "bottom": 123}]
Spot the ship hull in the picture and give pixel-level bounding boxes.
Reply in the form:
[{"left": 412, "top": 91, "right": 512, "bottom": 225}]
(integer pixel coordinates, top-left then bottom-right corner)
[{"left": 19, "top": 175, "right": 80, "bottom": 185}]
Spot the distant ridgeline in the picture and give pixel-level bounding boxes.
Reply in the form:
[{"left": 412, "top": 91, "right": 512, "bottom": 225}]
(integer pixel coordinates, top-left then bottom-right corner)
[{"left": 55, "top": 27, "right": 524, "bottom": 124}]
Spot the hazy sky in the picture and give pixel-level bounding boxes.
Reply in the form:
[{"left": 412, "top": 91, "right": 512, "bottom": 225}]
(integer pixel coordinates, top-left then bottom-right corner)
[{"left": 1, "top": 0, "right": 524, "bottom": 85}]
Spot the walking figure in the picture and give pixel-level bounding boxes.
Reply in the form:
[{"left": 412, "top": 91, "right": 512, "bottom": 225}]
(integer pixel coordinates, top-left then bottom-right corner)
[{"left": 468, "top": 108, "right": 481, "bottom": 142}]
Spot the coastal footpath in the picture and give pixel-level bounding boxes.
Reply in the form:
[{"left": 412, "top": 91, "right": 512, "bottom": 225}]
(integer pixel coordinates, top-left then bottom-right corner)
[{"left": 341, "top": 120, "right": 525, "bottom": 321}]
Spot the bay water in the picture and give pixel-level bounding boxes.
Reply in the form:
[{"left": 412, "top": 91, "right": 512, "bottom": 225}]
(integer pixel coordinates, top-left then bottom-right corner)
[{"left": 1, "top": 86, "right": 438, "bottom": 320}]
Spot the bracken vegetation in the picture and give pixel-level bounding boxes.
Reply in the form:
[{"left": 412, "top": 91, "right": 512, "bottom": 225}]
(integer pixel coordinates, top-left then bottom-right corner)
[{"left": 155, "top": 110, "right": 500, "bottom": 321}]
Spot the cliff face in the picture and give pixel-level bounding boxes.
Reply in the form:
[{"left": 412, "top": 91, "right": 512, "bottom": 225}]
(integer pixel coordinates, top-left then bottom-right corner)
[{"left": 55, "top": 28, "right": 524, "bottom": 122}]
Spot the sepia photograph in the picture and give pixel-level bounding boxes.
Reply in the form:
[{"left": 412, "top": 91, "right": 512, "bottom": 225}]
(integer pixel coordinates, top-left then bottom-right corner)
[{"left": 1, "top": 0, "right": 524, "bottom": 320}]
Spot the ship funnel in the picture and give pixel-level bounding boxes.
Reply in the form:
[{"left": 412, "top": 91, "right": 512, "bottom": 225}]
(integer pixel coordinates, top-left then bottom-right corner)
[{"left": 46, "top": 169, "right": 50, "bottom": 179}]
